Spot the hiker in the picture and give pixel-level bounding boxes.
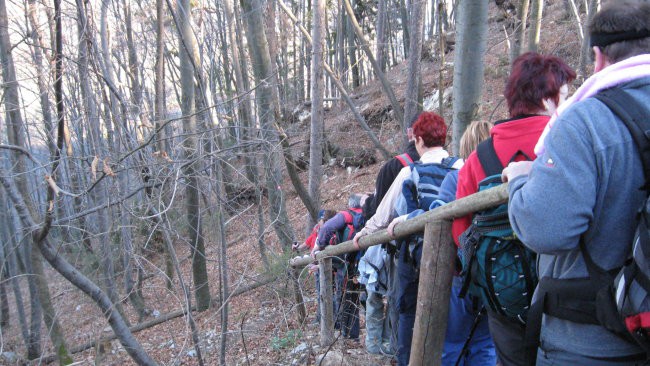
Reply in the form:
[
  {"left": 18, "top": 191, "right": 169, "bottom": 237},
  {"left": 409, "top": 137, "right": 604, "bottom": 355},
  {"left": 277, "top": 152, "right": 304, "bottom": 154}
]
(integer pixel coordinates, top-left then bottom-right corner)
[
  {"left": 503, "top": 2, "right": 650, "bottom": 364},
  {"left": 354, "top": 111, "right": 462, "bottom": 366},
  {"left": 362, "top": 126, "right": 420, "bottom": 357},
  {"left": 294, "top": 209, "right": 336, "bottom": 324},
  {"left": 314, "top": 193, "right": 369, "bottom": 341},
  {"left": 452, "top": 52, "right": 576, "bottom": 366},
  {"left": 293, "top": 209, "right": 336, "bottom": 254}
]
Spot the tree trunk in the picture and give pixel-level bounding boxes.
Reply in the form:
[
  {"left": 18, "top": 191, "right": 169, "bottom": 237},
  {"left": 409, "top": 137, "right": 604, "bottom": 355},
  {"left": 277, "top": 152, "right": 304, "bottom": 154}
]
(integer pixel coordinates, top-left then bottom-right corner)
[
  {"left": 0, "top": 0, "right": 71, "bottom": 361},
  {"left": 399, "top": 0, "right": 410, "bottom": 57},
  {"left": 308, "top": 0, "right": 326, "bottom": 227},
  {"left": 451, "top": 0, "right": 488, "bottom": 155},
  {"left": 403, "top": 0, "right": 425, "bottom": 131},
  {"left": 578, "top": 0, "right": 599, "bottom": 80},
  {"left": 176, "top": 0, "right": 212, "bottom": 311},
  {"left": 510, "top": 0, "right": 530, "bottom": 61},
  {"left": 241, "top": 0, "right": 296, "bottom": 248},
  {"left": 527, "top": 0, "right": 544, "bottom": 53},
  {"left": 376, "top": 0, "right": 388, "bottom": 72}
]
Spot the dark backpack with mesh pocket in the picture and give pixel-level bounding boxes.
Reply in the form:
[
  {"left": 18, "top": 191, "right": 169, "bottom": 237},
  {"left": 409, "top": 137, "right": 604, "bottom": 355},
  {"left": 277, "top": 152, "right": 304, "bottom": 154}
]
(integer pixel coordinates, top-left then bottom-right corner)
[{"left": 459, "top": 138, "right": 538, "bottom": 324}]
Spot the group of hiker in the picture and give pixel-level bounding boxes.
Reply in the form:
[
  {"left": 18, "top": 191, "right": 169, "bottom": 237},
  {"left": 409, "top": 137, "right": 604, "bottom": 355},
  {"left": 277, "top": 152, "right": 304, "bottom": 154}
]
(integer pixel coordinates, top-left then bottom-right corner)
[{"left": 294, "top": 2, "right": 650, "bottom": 365}]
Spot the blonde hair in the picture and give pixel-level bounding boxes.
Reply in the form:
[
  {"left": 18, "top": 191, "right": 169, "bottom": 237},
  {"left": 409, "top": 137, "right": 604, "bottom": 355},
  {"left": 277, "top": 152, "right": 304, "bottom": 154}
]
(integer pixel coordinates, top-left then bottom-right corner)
[{"left": 459, "top": 121, "right": 494, "bottom": 159}]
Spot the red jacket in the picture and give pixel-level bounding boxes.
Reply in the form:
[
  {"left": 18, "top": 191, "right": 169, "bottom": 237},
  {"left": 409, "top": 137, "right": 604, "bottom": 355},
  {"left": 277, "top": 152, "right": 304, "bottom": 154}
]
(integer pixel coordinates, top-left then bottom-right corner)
[
  {"left": 304, "top": 224, "right": 320, "bottom": 250},
  {"left": 452, "top": 115, "right": 549, "bottom": 245}
]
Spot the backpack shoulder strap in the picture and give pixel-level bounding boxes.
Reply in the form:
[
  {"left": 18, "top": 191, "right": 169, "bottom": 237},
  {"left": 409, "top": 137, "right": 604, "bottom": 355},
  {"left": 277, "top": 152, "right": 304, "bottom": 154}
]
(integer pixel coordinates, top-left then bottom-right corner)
[
  {"left": 476, "top": 138, "right": 504, "bottom": 177},
  {"left": 594, "top": 88, "right": 650, "bottom": 184},
  {"left": 395, "top": 153, "right": 414, "bottom": 167},
  {"left": 441, "top": 156, "right": 460, "bottom": 169},
  {"left": 340, "top": 210, "right": 354, "bottom": 224}
]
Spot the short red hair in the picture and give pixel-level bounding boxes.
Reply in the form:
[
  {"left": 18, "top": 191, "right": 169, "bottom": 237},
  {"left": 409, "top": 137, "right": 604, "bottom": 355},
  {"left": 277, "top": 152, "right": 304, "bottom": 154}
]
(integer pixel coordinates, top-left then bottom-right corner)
[
  {"left": 505, "top": 52, "right": 576, "bottom": 118},
  {"left": 412, "top": 112, "right": 447, "bottom": 147}
]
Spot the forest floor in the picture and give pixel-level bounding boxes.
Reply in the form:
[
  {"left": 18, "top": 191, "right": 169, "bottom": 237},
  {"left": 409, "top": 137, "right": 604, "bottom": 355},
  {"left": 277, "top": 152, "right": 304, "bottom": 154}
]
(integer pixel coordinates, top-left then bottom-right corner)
[{"left": 0, "top": 1, "right": 585, "bottom": 365}]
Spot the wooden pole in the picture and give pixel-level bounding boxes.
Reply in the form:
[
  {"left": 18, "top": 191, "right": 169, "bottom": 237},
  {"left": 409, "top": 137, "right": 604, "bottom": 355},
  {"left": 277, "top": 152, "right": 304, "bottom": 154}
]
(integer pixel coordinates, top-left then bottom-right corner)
[
  {"left": 319, "top": 258, "right": 335, "bottom": 346},
  {"left": 290, "top": 183, "right": 509, "bottom": 268},
  {"left": 409, "top": 220, "right": 456, "bottom": 366},
  {"left": 291, "top": 268, "right": 307, "bottom": 324}
]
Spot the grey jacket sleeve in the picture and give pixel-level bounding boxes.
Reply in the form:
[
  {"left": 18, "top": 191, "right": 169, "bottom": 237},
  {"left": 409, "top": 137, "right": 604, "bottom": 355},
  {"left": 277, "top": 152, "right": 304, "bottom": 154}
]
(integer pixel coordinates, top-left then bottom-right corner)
[{"left": 507, "top": 115, "right": 597, "bottom": 255}]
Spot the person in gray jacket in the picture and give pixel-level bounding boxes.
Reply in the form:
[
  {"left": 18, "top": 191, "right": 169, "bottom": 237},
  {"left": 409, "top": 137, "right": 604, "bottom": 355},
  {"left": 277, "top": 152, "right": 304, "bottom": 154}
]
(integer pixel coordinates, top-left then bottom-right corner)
[{"left": 502, "top": 1, "right": 650, "bottom": 364}]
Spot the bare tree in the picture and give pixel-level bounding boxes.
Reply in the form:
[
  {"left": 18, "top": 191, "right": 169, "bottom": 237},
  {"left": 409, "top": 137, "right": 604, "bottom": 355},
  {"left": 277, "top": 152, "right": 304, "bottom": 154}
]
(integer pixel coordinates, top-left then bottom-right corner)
[
  {"left": 176, "top": 0, "right": 212, "bottom": 311},
  {"left": 0, "top": 0, "right": 71, "bottom": 361}
]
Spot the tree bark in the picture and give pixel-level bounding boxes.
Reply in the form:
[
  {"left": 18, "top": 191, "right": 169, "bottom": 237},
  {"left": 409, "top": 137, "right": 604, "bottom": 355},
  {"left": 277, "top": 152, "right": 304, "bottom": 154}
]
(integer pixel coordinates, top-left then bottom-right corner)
[
  {"left": 511, "top": 0, "right": 530, "bottom": 61},
  {"left": 0, "top": 0, "right": 71, "bottom": 361},
  {"left": 403, "top": 0, "right": 425, "bottom": 131},
  {"left": 241, "top": 0, "right": 296, "bottom": 248},
  {"left": 376, "top": 0, "right": 388, "bottom": 72},
  {"left": 527, "top": 0, "right": 544, "bottom": 53},
  {"left": 399, "top": 0, "right": 410, "bottom": 57},
  {"left": 176, "top": 0, "right": 212, "bottom": 311},
  {"left": 308, "top": 0, "right": 326, "bottom": 227},
  {"left": 451, "top": 0, "right": 488, "bottom": 155}
]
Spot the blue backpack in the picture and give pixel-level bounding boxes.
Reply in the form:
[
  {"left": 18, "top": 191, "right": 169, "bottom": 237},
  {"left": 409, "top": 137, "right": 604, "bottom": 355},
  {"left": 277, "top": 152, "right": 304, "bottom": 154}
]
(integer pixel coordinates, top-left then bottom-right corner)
[
  {"left": 459, "top": 139, "right": 538, "bottom": 324},
  {"left": 401, "top": 157, "right": 459, "bottom": 267}
]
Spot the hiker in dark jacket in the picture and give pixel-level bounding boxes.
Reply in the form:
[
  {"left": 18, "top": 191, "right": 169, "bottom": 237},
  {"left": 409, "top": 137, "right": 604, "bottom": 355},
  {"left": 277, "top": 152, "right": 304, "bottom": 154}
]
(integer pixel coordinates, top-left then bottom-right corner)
[
  {"left": 314, "top": 193, "right": 369, "bottom": 341},
  {"left": 371, "top": 135, "right": 420, "bottom": 216},
  {"left": 364, "top": 129, "right": 420, "bottom": 356}
]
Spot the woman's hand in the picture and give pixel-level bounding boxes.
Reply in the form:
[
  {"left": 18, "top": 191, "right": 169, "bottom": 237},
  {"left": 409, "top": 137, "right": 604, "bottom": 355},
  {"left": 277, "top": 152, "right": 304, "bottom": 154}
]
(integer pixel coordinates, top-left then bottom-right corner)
[
  {"left": 502, "top": 161, "right": 534, "bottom": 182},
  {"left": 353, "top": 231, "right": 366, "bottom": 250},
  {"left": 387, "top": 215, "right": 407, "bottom": 238}
]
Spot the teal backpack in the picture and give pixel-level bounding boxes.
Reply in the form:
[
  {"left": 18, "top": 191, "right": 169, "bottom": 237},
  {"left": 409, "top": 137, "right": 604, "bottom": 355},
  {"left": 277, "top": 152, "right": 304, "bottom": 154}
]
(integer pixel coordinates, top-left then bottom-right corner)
[{"left": 459, "top": 138, "right": 538, "bottom": 324}]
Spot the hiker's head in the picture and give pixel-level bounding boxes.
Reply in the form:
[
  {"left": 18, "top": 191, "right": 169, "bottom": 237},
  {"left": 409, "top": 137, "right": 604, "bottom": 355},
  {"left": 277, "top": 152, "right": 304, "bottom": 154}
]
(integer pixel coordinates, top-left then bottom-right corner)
[
  {"left": 348, "top": 193, "right": 369, "bottom": 209},
  {"left": 589, "top": 1, "right": 650, "bottom": 70},
  {"left": 459, "top": 121, "right": 494, "bottom": 159},
  {"left": 320, "top": 209, "right": 336, "bottom": 224},
  {"left": 505, "top": 52, "right": 576, "bottom": 118},
  {"left": 412, "top": 112, "right": 447, "bottom": 155},
  {"left": 361, "top": 193, "right": 375, "bottom": 219}
]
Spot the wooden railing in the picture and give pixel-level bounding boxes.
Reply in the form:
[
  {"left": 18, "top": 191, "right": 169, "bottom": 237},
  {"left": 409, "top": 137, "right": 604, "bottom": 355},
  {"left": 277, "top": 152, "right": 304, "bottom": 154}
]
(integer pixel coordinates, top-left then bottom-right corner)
[{"left": 289, "top": 183, "right": 510, "bottom": 366}]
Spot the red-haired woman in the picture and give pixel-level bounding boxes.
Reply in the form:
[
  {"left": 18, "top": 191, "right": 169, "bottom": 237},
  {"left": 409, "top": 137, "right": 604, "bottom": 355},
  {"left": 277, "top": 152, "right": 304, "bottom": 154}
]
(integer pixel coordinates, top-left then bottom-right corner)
[
  {"left": 452, "top": 52, "right": 576, "bottom": 366},
  {"left": 354, "top": 111, "right": 463, "bottom": 366}
]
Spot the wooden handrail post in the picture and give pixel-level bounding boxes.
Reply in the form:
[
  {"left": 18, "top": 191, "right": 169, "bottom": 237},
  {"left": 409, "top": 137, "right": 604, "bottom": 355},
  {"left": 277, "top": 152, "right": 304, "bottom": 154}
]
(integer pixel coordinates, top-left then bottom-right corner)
[
  {"left": 409, "top": 220, "right": 455, "bottom": 366},
  {"left": 290, "top": 268, "right": 306, "bottom": 325},
  {"left": 319, "top": 258, "right": 335, "bottom": 346}
]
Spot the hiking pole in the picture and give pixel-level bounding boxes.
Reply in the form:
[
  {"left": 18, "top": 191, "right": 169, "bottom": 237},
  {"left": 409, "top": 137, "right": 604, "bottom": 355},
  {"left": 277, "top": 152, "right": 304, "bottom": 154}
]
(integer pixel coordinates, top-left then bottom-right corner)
[{"left": 454, "top": 307, "right": 486, "bottom": 366}]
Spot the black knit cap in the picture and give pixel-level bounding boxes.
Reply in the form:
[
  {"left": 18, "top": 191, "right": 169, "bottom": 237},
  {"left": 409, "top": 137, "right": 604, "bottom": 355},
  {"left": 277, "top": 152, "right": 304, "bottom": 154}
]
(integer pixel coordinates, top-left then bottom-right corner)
[{"left": 590, "top": 28, "right": 650, "bottom": 48}]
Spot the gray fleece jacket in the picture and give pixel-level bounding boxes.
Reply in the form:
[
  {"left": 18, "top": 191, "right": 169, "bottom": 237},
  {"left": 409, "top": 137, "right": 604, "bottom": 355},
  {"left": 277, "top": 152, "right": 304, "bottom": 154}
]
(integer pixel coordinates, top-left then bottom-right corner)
[{"left": 508, "top": 77, "right": 650, "bottom": 358}]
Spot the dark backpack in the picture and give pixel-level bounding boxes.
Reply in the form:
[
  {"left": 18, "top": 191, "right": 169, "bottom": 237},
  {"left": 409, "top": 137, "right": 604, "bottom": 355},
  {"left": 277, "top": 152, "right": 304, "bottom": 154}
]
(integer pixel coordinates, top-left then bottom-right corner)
[
  {"left": 401, "top": 157, "right": 459, "bottom": 267},
  {"left": 525, "top": 89, "right": 650, "bottom": 360},
  {"left": 459, "top": 138, "right": 538, "bottom": 324},
  {"left": 395, "top": 153, "right": 414, "bottom": 167}
]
